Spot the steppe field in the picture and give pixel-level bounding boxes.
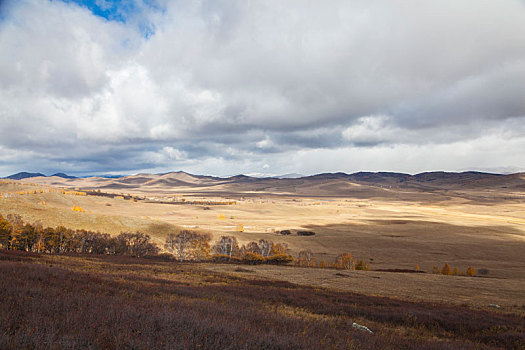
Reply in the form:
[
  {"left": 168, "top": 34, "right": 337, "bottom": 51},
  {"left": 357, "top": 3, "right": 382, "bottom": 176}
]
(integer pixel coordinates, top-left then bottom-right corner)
[{"left": 1, "top": 172, "right": 525, "bottom": 349}]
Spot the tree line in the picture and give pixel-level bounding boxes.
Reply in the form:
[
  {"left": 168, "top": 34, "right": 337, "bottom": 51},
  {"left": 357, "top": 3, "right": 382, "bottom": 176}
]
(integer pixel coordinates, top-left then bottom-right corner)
[
  {"left": 0, "top": 213, "right": 295, "bottom": 264},
  {"left": 0, "top": 213, "right": 158, "bottom": 257},
  {"left": 0, "top": 212, "right": 368, "bottom": 268},
  {"left": 294, "top": 249, "right": 370, "bottom": 270},
  {"left": 432, "top": 263, "right": 476, "bottom": 277},
  {"left": 164, "top": 231, "right": 294, "bottom": 264}
]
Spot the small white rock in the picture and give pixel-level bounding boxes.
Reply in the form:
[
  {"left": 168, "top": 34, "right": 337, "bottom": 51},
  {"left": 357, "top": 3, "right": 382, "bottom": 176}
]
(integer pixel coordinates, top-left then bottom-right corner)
[{"left": 352, "top": 322, "right": 373, "bottom": 334}]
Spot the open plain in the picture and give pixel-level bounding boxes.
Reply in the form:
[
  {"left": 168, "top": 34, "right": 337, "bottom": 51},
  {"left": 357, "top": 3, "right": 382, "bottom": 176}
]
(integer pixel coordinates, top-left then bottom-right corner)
[{"left": 2, "top": 171, "right": 525, "bottom": 318}]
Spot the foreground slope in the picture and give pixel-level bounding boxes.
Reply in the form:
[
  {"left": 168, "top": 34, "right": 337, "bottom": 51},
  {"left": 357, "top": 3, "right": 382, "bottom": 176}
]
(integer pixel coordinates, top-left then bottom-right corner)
[{"left": 1, "top": 250, "right": 524, "bottom": 349}]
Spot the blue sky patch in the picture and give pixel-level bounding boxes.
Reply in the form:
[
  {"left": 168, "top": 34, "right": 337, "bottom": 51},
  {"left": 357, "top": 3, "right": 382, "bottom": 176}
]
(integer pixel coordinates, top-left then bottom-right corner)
[
  {"left": 56, "top": 0, "right": 160, "bottom": 37},
  {"left": 58, "top": 0, "right": 132, "bottom": 22}
]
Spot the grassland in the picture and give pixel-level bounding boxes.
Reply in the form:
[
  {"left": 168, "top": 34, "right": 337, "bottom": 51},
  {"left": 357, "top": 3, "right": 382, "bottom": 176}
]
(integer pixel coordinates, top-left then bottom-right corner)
[
  {"left": 1, "top": 250, "right": 524, "bottom": 349},
  {"left": 1, "top": 175, "right": 525, "bottom": 348},
  {"left": 2, "top": 179, "right": 524, "bottom": 277}
]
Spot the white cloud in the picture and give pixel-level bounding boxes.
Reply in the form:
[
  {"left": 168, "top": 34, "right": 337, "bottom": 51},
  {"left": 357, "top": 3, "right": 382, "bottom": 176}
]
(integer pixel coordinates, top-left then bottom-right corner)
[
  {"left": 1, "top": 0, "right": 525, "bottom": 176},
  {"left": 342, "top": 115, "right": 399, "bottom": 145},
  {"left": 256, "top": 137, "right": 274, "bottom": 149},
  {"left": 162, "top": 146, "right": 186, "bottom": 161}
]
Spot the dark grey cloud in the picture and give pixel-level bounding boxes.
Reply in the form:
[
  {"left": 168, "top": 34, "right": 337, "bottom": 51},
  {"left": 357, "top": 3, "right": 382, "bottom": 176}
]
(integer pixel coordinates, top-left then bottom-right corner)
[{"left": 1, "top": 0, "right": 525, "bottom": 176}]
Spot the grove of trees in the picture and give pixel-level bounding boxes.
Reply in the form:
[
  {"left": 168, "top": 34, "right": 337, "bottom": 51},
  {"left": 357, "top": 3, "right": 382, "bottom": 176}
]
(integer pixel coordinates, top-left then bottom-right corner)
[
  {"left": 0, "top": 213, "right": 158, "bottom": 257},
  {"left": 165, "top": 230, "right": 211, "bottom": 262},
  {"left": 163, "top": 232, "right": 294, "bottom": 265},
  {"left": 0, "top": 213, "right": 294, "bottom": 264},
  {"left": 1, "top": 212, "right": 476, "bottom": 275}
]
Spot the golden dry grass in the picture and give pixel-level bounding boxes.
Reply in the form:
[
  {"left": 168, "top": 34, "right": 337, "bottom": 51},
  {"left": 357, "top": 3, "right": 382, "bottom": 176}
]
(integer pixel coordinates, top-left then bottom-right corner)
[{"left": 2, "top": 177, "right": 525, "bottom": 312}]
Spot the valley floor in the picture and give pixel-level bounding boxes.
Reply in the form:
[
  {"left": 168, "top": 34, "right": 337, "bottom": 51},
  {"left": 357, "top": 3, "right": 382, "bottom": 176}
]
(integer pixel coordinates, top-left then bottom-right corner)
[{"left": 1, "top": 178, "right": 525, "bottom": 348}]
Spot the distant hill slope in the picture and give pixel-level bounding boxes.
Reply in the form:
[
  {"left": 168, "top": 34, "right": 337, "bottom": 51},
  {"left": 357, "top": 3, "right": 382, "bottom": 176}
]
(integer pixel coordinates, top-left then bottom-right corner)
[
  {"left": 5, "top": 172, "right": 46, "bottom": 180},
  {"left": 12, "top": 170, "right": 525, "bottom": 197},
  {"left": 51, "top": 173, "right": 77, "bottom": 179},
  {"left": 5, "top": 172, "right": 76, "bottom": 180}
]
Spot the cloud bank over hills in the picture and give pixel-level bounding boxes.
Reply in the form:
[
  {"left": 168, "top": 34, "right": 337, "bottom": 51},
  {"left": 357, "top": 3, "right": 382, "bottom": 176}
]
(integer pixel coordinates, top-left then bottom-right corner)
[{"left": 1, "top": 0, "right": 525, "bottom": 177}]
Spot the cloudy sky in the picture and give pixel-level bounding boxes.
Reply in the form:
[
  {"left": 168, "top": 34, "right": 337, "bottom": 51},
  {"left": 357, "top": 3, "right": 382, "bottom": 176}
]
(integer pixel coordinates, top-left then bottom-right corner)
[{"left": 1, "top": 0, "right": 525, "bottom": 177}]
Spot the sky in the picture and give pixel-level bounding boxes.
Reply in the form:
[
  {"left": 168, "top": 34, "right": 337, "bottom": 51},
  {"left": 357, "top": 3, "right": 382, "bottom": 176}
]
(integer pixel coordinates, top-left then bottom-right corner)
[{"left": 1, "top": 0, "right": 525, "bottom": 177}]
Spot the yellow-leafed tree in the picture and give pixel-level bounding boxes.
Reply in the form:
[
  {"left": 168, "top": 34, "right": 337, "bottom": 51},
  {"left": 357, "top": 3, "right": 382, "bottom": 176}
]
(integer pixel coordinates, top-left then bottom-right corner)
[
  {"left": 297, "top": 249, "right": 316, "bottom": 267},
  {"left": 0, "top": 213, "right": 12, "bottom": 249},
  {"left": 72, "top": 205, "right": 85, "bottom": 212},
  {"left": 334, "top": 252, "right": 354, "bottom": 270},
  {"left": 440, "top": 263, "right": 452, "bottom": 275}
]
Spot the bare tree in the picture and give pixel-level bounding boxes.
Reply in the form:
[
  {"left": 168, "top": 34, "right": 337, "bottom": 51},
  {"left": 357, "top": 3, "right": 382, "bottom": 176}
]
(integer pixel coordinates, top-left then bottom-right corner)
[
  {"left": 258, "top": 239, "right": 274, "bottom": 257},
  {"left": 166, "top": 231, "right": 212, "bottom": 261},
  {"left": 165, "top": 233, "right": 176, "bottom": 255},
  {"left": 242, "top": 241, "right": 261, "bottom": 256},
  {"left": 173, "top": 230, "right": 198, "bottom": 262},
  {"left": 297, "top": 249, "right": 315, "bottom": 267},
  {"left": 212, "top": 236, "right": 239, "bottom": 258}
]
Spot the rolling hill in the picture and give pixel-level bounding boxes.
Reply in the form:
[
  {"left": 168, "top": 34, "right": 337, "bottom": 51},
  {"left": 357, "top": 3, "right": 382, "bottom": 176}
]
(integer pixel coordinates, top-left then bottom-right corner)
[{"left": 11, "top": 170, "right": 525, "bottom": 198}]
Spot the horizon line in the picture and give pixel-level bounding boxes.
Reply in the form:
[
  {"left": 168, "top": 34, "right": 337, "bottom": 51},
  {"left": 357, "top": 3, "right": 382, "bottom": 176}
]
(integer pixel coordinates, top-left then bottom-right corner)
[{"left": 3, "top": 169, "right": 522, "bottom": 180}]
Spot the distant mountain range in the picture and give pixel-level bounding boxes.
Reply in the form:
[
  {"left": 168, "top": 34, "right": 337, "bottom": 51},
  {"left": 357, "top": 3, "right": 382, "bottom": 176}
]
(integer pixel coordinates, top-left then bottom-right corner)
[
  {"left": 4, "top": 172, "right": 78, "bottom": 180},
  {"left": 2, "top": 170, "right": 512, "bottom": 182},
  {"left": 5, "top": 169, "right": 524, "bottom": 200},
  {"left": 3, "top": 172, "right": 123, "bottom": 180}
]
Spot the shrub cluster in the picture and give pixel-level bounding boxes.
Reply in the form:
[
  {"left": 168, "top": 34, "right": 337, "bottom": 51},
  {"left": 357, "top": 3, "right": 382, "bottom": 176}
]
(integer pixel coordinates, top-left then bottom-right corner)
[
  {"left": 72, "top": 205, "right": 85, "bottom": 212},
  {"left": 297, "top": 230, "right": 315, "bottom": 236},
  {"left": 432, "top": 263, "right": 476, "bottom": 276},
  {"left": 296, "top": 250, "right": 370, "bottom": 270}
]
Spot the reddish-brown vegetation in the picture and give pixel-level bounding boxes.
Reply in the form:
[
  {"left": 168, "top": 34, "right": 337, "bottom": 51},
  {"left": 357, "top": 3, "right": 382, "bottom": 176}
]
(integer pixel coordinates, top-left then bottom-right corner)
[{"left": 0, "top": 250, "right": 523, "bottom": 349}]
